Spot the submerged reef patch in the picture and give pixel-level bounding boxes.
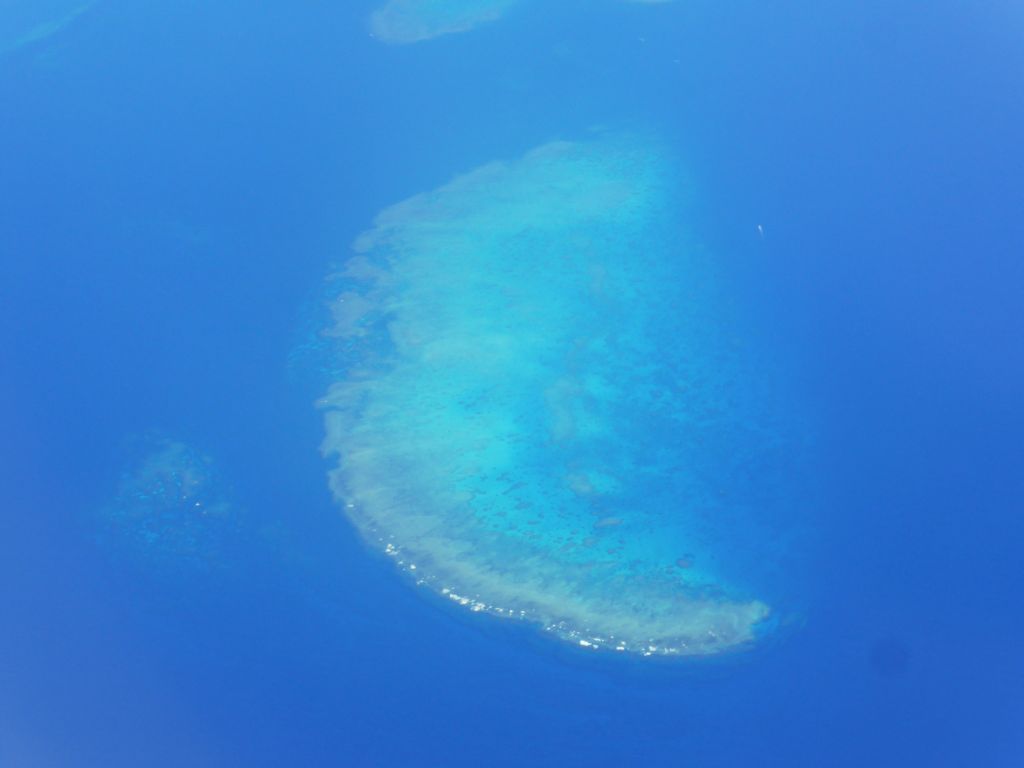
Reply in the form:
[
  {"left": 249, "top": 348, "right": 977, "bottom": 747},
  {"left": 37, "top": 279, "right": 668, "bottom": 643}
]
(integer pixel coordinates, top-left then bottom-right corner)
[
  {"left": 370, "top": 0, "right": 521, "bottom": 43},
  {"left": 0, "top": 1, "right": 95, "bottom": 55},
  {"left": 319, "top": 134, "right": 789, "bottom": 656},
  {"left": 369, "top": 0, "right": 676, "bottom": 44},
  {"left": 98, "top": 437, "right": 237, "bottom": 574}
]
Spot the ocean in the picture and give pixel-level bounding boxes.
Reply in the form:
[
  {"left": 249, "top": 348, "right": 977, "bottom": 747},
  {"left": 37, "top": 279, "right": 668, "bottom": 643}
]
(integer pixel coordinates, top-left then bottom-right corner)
[{"left": 2, "top": 1, "right": 1022, "bottom": 765}]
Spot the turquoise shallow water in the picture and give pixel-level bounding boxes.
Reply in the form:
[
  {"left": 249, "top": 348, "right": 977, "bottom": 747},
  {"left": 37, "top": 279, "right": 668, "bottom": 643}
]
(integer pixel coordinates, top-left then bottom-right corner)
[{"left": 319, "top": 133, "right": 803, "bottom": 655}]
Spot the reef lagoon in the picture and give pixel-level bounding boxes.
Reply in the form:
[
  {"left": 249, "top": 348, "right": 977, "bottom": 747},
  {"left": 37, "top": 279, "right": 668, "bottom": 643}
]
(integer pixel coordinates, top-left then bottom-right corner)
[{"left": 319, "top": 134, "right": 800, "bottom": 655}]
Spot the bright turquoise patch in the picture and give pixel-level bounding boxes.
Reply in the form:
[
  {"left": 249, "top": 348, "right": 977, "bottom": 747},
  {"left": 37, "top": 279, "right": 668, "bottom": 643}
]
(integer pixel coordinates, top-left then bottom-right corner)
[{"left": 320, "top": 134, "right": 793, "bottom": 656}]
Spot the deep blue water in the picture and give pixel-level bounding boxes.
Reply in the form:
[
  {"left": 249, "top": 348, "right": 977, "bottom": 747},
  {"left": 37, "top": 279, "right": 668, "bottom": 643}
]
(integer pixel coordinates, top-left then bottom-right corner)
[{"left": 2, "top": 1, "right": 1023, "bottom": 765}]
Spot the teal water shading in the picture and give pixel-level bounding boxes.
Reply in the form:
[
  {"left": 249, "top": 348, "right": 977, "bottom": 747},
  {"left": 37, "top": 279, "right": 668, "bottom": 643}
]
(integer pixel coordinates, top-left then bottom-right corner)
[{"left": 318, "top": 132, "right": 800, "bottom": 656}]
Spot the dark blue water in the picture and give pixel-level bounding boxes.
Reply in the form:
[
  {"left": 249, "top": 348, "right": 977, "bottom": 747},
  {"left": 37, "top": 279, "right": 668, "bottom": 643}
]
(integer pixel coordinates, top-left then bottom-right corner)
[{"left": 2, "top": 1, "right": 1022, "bottom": 765}]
